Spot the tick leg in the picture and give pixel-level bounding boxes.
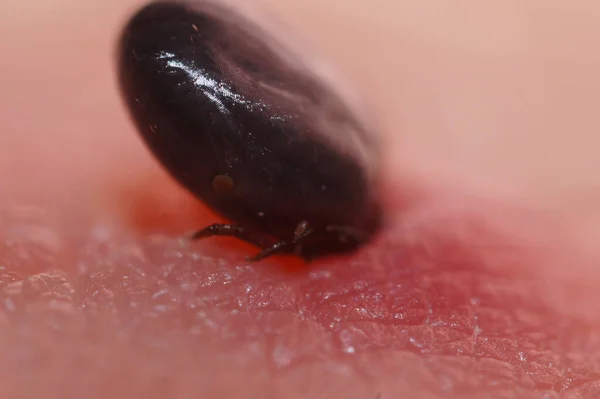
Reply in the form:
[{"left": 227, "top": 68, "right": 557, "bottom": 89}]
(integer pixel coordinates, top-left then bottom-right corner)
[
  {"left": 189, "top": 223, "right": 272, "bottom": 248},
  {"left": 190, "top": 223, "right": 243, "bottom": 239},
  {"left": 291, "top": 225, "right": 370, "bottom": 262},
  {"left": 246, "top": 240, "right": 292, "bottom": 262},
  {"left": 247, "top": 224, "right": 314, "bottom": 262}
]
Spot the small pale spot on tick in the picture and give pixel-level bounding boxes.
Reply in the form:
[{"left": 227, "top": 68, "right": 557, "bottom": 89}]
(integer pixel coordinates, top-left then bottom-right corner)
[{"left": 212, "top": 174, "right": 234, "bottom": 194}]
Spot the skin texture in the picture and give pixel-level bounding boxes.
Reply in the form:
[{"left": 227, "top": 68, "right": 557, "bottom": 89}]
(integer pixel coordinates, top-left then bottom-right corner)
[{"left": 2, "top": 0, "right": 600, "bottom": 397}]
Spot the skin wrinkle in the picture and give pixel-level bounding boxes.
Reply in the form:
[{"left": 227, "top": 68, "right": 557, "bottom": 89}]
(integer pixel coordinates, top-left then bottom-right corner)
[{"left": 2, "top": 0, "right": 600, "bottom": 398}]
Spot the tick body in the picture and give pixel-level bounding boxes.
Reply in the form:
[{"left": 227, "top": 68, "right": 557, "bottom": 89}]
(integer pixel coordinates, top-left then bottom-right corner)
[{"left": 117, "top": 0, "right": 382, "bottom": 261}]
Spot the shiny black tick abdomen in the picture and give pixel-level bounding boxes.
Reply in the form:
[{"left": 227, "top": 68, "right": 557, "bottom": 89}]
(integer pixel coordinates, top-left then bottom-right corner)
[{"left": 117, "top": 1, "right": 382, "bottom": 261}]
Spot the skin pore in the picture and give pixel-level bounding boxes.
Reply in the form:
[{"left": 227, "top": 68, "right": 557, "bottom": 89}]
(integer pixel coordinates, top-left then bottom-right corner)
[{"left": 2, "top": 0, "right": 600, "bottom": 397}]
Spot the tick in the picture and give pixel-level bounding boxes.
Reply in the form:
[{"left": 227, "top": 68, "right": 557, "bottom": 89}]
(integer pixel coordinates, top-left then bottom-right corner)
[{"left": 117, "top": 0, "right": 382, "bottom": 261}]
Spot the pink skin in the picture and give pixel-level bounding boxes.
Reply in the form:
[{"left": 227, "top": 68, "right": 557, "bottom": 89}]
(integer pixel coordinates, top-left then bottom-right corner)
[{"left": 2, "top": 0, "right": 600, "bottom": 397}]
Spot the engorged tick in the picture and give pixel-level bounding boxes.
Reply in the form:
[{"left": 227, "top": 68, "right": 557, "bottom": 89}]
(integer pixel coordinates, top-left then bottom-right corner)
[{"left": 117, "top": 0, "right": 383, "bottom": 262}]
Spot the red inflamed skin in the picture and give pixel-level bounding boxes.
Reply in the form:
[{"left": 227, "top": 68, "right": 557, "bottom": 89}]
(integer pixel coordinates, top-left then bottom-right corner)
[{"left": 2, "top": 0, "right": 600, "bottom": 398}]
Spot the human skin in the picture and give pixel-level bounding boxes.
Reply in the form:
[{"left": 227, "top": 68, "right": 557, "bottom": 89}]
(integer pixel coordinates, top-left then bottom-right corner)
[{"left": 1, "top": 0, "right": 600, "bottom": 397}]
